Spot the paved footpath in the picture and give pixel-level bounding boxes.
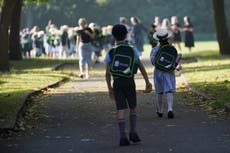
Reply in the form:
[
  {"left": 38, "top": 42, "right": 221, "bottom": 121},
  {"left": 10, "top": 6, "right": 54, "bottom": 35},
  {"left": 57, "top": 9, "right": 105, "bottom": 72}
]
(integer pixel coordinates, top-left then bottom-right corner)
[{"left": 0, "top": 59, "right": 230, "bottom": 153}]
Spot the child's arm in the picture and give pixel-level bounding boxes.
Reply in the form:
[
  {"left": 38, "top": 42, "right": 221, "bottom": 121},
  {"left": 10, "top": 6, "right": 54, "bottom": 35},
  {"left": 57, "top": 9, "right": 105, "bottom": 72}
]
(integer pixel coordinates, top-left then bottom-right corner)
[
  {"left": 138, "top": 59, "right": 152, "bottom": 93},
  {"left": 150, "top": 56, "right": 155, "bottom": 65},
  {"left": 76, "top": 35, "right": 80, "bottom": 53},
  {"left": 150, "top": 47, "right": 157, "bottom": 65},
  {"left": 105, "top": 63, "right": 114, "bottom": 100},
  {"left": 175, "top": 53, "right": 182, "bottom": 71}
]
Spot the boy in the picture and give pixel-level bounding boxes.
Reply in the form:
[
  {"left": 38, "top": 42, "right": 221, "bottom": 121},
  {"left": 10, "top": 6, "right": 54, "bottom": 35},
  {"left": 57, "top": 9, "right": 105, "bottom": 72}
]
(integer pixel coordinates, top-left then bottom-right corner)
[{"left": 104, "top": 24, "right": 152, "bottom": 146}]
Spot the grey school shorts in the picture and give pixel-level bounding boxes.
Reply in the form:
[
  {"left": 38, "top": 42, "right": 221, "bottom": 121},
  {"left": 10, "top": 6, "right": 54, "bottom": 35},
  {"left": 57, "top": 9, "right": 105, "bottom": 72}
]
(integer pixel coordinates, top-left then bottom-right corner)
[{"left": 113, "top": 77, "right": 137, "bottom": 110}]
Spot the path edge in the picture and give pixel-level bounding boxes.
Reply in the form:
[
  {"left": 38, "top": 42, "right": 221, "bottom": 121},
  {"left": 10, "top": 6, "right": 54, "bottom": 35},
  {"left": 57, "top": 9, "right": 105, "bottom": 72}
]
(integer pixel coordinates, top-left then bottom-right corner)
[{"left": 0, "top": 63, "right": 71, "bottom": 131}]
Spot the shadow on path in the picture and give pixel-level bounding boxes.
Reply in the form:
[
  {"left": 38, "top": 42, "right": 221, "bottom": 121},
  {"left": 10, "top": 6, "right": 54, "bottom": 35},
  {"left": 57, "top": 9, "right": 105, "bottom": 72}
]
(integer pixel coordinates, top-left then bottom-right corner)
[{"left": 0, "top": 57, "right": 229, "bottom": 153}]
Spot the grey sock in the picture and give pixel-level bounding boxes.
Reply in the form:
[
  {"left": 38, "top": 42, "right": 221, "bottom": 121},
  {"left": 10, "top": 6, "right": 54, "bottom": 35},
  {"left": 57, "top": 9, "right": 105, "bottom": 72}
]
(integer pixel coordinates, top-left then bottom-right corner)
[
  {"left": 118, "top": 119, "right": 126, "bottom": 138},
  {"left": 130, "top": 112, "right": 137, "bottom": 133},
  {"left": 156, "top": 94, "right": 163, "bottom": 113},
  {"left": 166, "top": 93, "right": 173, "bottom": 112}
]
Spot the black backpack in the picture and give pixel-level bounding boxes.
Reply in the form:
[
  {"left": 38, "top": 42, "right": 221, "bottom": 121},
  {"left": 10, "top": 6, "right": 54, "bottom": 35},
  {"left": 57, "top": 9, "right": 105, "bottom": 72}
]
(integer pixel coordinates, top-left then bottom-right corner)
[
  {"left": 154, "top": 44, "right": 178, "bottom": 72},
  {"left": 109, "top": 44, "right": 138, "bottom": 78}
]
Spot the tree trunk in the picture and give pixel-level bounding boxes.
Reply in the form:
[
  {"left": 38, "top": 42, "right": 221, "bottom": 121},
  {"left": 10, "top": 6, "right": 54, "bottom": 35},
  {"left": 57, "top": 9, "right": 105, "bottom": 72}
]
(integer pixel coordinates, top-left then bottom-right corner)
[
  {"left": 212, "top": 0, "right": 230, "bottom": 55},
  {"left": 9, "top": 0, "right": 23, "bottom": 60},
  {"left": 0, "top": 0, "right": 17, "bottom": 71}
]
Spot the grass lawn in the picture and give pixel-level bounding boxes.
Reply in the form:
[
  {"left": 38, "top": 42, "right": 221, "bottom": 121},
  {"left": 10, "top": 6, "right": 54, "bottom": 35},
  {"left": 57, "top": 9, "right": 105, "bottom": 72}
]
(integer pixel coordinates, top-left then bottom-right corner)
[
  {"left": 181, "top": 49, "right": 230, "bottom": 109},
  {"left": 0, "top": 58, "right": 77, "bottom": 128},
  {"left": 177, "top": 41, "right": 229, "bottom": 110}
]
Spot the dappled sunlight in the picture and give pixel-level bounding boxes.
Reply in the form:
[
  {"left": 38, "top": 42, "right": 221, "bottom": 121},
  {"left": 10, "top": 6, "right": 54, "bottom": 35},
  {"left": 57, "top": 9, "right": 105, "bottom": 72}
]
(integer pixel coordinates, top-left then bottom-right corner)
[
  {"left": 183, "top": 63, "right": 230, "bottom": 73},
  {"left": 181, "top": 48, "right": 230, "bottom": 109},
  {"left": 0, "top": 59, "right": 74, "bottom": 128},
  {"left": 0, "top": 89, "right": 29, "bottom": 127},
  {"left": 1, "top": 42, "right": 228, "bottom": 129},
  {"left": 188, "top": 81, "right": 230, "bottom": 109},
  {"left": 186, "top": 41, "right": 219, "bottom": 52},
  {"left": 10, "top": 58, "right": 77, "bottom": 71},
  {"left": 95, "top": 0, "right": 109, "bottom": 6},
  {"left": 143, "top": 41, "right": 219, "bottom": 56},
  {"left": 0, "top": 73, "right": 66, "bottom": 91}
]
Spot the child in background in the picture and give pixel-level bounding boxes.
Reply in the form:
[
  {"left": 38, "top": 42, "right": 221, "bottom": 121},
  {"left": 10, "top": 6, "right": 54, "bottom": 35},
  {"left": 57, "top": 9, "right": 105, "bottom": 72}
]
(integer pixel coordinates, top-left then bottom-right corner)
[{"left": 76, "top": 18, "right": 95, "bottom": 79}]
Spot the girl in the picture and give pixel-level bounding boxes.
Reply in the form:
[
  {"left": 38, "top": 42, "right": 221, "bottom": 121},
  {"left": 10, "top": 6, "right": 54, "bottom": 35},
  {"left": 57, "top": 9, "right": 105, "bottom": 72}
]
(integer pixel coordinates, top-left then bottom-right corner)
[
  {"left": 171, "top": 16, "right": 182, "bottom": 51},
  {"left": 183, "top": 16, "right": 194, "bottom": 52},
  {"left": 150, "top": 29, "right": 182, "bottom": 119}
]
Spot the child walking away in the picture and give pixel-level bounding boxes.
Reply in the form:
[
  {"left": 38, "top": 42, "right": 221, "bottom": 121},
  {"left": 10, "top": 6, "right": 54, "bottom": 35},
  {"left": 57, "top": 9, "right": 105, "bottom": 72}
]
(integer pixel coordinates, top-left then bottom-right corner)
[
  {"left": 104, "top": 24, "right": 152, "bottom": 146},
  {"left": 150, "top": 29, "right": 182, "bottom": 119}
]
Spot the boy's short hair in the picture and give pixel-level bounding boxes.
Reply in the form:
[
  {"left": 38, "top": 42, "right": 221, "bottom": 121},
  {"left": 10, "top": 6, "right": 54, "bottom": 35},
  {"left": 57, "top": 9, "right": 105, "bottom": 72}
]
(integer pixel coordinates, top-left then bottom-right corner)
[{"left": 112, "top": 24, "right": 128, "bottom": 41}]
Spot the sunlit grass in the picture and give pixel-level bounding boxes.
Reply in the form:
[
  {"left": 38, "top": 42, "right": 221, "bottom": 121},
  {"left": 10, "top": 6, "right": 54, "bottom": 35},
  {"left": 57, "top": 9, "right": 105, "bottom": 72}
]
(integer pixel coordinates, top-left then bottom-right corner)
[
  {"left": 143, "top": 41, "right": 219, "bottom": 56},
  {"left": 181, "top": 45, "right": 230, "bottom": 109},
  {"left": 0, "top": 58, "right": 76, "bottom": 127}
]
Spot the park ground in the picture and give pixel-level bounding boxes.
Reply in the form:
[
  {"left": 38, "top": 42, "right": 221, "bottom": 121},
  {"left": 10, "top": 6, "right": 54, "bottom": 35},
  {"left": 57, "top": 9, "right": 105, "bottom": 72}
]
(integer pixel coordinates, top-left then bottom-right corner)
[
  {"left": 0, "top": 43, "right": 230, "bottom": 153},
  {"left": 0, "top": 41, "right": 230, "bottom": 153}
]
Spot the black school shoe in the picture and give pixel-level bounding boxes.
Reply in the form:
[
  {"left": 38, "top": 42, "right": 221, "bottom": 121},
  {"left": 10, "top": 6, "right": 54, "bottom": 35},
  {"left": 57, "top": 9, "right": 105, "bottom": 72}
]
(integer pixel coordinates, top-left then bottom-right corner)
[
  {"left": 168, "top": 111, "right": 174, "bottom": 119},
  {"left": 119, "top": 137, "right": 130, "bottom": 146},
  {"left": 78, "top": 74, "right": 84, "bottom": 79},
  {"left": 156, "top": 112, "right": 163, "bottom": 118},
  {"left": 129, "top": 132, "right": 141, "bottom": 143}
]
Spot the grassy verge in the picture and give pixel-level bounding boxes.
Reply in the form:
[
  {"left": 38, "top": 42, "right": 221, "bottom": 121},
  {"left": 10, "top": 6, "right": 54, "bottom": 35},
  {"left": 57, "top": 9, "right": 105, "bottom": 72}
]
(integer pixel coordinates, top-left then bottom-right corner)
[
  {"left": 180, "top": 42, "right": 230, "bottom": 110},
  {"left": 0, "top": 58, "right": 77, "bottom": 128}
]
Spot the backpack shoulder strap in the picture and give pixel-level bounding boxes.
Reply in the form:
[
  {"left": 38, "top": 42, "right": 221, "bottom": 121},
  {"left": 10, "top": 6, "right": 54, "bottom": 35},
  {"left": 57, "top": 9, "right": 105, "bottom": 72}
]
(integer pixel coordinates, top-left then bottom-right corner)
[
  {"left": 112, "top": 44, "right": 134, "bottom": 49},
  {"left": 111, "top": 44, "right": 135, "bottom": 55}
]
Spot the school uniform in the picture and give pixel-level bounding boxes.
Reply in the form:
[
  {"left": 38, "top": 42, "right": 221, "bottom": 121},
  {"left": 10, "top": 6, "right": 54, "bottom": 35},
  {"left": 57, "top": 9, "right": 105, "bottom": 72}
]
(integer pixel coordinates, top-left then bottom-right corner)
[
  {"left": 184, "top": 23, "right": 194, "bottom": 47},
  {"left": 131, "top": 23, "right": 147, "bottom": 52},
  {"left": 172, "top": 23, "right": 182, "bottom": 42},
  {"left": 104, "top": 41, "right": 141, "bottom": 110},
  {"left": 150, "top": 46, "right": 176, "bottom": 94}
]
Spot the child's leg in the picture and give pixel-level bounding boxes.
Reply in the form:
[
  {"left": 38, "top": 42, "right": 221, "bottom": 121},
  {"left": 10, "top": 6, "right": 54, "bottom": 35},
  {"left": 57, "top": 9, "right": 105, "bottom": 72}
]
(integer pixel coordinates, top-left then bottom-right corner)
[
  {"left": 156, "top": 93, "right": 163, "bottom": 113},
  {"left": 129, "top": 108, "right": 141, "bottom": 142},
  {"left": 79, "top": 57, "right": 84, "bottom": 75},
  {"left": 85, "top": 63, "right": 89, "bottom": 79},
  {"left": 188, "top": 47, "right": 192, "bottom": 53},
  {"left": 129, "top": 108, "right": 136, "bottom": 133},
  {"left": 117, "top": 110, "right": 127, "bottom": 138},
  {"left": 177, "top": 42, "right": 182, "bottom": 51},
  {"left": 166, "top": 92, "right": 173, "bottom": 112}
]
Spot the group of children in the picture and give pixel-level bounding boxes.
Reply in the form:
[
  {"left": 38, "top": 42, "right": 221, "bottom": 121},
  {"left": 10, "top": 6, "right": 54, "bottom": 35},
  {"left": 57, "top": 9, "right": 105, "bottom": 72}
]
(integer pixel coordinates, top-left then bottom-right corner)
[
  {"left": 150, "top": 16, "right": 195, "bottom": 52},
  {"left": 104, "top": 24, "right": 182, "bottom": 146},
  {"left": 20, "top": 20, "right": 114, "bottom": 59}
]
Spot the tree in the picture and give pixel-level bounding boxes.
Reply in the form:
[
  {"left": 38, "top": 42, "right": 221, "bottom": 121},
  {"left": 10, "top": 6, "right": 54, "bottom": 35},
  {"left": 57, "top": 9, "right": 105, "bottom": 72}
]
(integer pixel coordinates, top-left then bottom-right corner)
[
  {"left": 212, "top": 0, "right": 230, "bottom": 55},
  {"left": 0, "top": 0, "right": 49, "bottom": 71},
  {"left": 9, "top": 0, "right": 23, "bottom": 60},
  {"left": 0, "top": 0, "right": 17, "bottom": 71},
  {"left": 9, "top": 0, "right": 48, "bottom": 60}
]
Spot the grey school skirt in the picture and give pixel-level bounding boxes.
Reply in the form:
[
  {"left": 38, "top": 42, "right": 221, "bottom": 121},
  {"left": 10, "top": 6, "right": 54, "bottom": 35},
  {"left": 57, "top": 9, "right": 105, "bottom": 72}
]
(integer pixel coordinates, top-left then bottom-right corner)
[{"left": 153, "top": 68, "right": 176, "bottom": 94}]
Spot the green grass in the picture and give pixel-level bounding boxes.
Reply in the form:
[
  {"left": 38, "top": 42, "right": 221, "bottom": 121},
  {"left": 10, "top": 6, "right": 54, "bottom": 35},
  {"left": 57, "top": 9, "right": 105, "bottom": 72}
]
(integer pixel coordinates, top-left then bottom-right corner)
[
  {"left": 143, "top": 40, "right": 219, "bottom": 55},
  {"left": 179, "top": 41, "right": 230, "bottom": 109},
  {"left": 0, "top": 58, "right": 76, "bottom": 128}
]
